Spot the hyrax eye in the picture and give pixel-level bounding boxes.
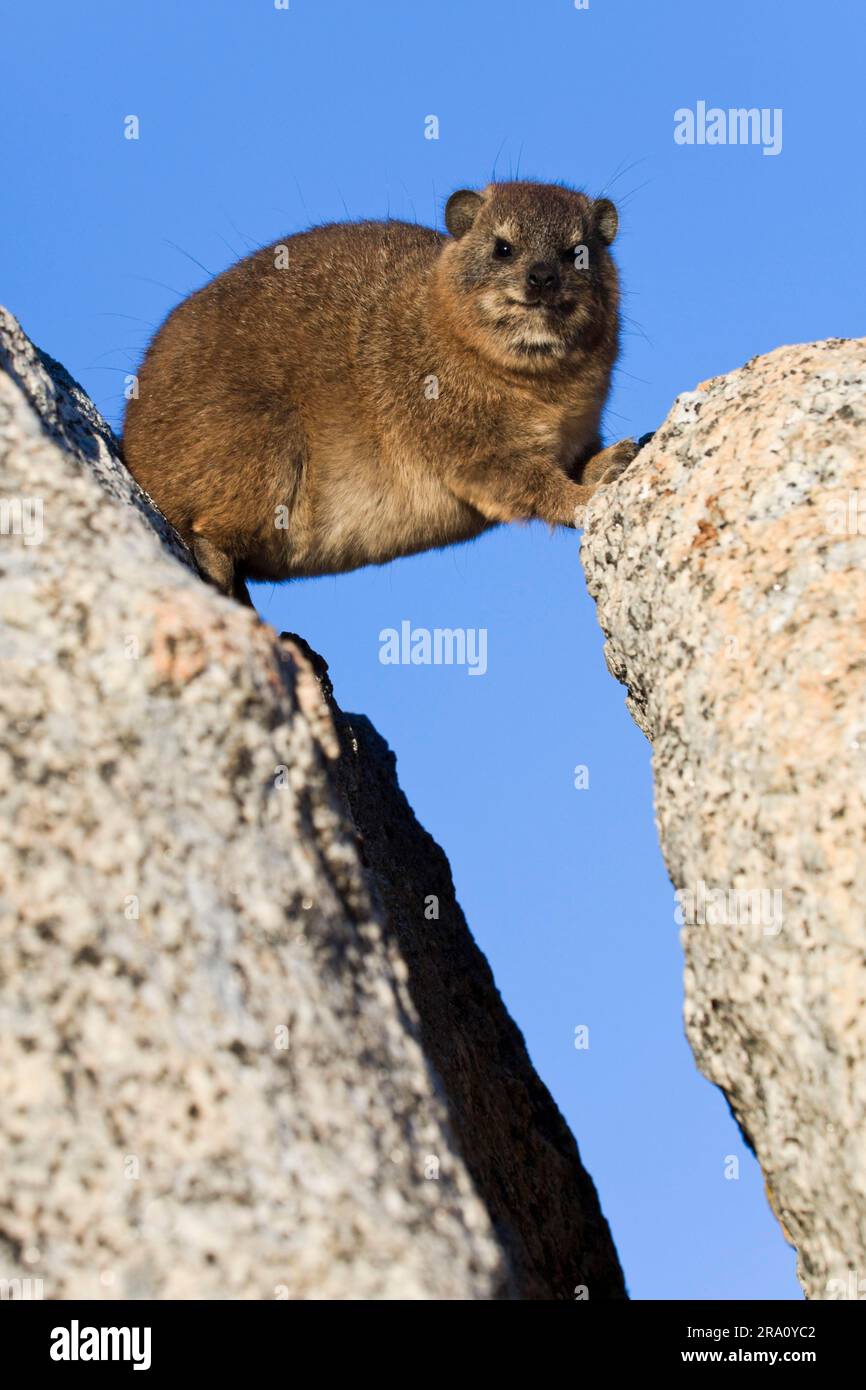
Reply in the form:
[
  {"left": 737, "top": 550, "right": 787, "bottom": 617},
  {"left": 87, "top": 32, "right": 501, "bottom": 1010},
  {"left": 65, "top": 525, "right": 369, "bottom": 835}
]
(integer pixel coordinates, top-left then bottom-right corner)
[{"left": 493, "top": 239, "right": 513, "bottom": 259}]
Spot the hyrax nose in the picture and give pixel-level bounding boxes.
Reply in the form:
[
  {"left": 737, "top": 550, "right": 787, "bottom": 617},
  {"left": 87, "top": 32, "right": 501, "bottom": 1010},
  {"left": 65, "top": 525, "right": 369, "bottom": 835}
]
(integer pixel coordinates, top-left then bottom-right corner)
[{"left": 526, "top": 261, "right": 560, "bottom": 293}]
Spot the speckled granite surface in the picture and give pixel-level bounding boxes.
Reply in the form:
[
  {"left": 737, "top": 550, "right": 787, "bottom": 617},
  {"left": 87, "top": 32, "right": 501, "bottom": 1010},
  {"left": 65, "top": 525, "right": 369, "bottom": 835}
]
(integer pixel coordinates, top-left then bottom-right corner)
[{"left": 582, "top": 338, "right": 866, "bottom": 1298}]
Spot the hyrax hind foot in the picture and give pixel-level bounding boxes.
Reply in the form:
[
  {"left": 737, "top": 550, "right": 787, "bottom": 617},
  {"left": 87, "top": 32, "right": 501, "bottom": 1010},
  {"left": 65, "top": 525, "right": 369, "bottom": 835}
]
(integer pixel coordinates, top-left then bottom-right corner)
[
  {"left": 580, "top": 437, "right": 639, "bottom": 487},
  {"left": 192, "top": 535, "right": 255, "bottom": 608}
]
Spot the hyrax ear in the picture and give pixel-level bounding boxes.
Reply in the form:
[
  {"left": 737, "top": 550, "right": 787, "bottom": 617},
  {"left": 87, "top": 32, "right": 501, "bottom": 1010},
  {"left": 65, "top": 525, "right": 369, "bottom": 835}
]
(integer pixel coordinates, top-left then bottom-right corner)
[
  {"left": 593, "top": 198, "right": 618, "bottom": 245},
  {"left": 445, "top": 188, "right": 484, "bottom": 239}
]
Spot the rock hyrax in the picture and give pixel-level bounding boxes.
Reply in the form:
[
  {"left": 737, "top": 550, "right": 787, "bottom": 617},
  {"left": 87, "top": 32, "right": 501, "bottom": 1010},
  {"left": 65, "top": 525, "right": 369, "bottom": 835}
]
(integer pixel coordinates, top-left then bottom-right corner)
[{"left": 123, "top": 180, "right": 636, "bottom": 603}]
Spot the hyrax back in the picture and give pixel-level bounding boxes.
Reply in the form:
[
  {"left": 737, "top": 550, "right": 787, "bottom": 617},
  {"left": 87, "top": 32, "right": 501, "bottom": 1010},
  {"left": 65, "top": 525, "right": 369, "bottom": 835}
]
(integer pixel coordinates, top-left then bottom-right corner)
[{"left": 123, "top": 181, "right": 635, "bottom": 602}]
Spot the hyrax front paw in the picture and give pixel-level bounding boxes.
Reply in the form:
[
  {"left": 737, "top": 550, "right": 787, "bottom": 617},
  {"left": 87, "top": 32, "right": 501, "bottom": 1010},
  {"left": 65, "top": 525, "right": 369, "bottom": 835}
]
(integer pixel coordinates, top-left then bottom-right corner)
[
  {"left": 581, "top": 437, "right": 639, "bottom": 487},
  {"left": 598, "top": 438, "right": 639, "bottom": 484}
]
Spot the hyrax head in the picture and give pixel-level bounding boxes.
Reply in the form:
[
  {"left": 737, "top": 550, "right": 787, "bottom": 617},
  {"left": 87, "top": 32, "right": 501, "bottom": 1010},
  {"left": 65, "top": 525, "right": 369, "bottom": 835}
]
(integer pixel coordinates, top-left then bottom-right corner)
[{"left": 439, "top": 180, "right": 620, "bottom": 370}]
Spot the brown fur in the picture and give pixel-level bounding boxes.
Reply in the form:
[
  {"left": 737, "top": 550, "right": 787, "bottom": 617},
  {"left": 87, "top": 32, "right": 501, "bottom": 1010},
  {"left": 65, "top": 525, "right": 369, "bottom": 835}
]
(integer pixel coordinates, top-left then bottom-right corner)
[{"left": 123, "top": 180, "right": 636, "bottom": 602}]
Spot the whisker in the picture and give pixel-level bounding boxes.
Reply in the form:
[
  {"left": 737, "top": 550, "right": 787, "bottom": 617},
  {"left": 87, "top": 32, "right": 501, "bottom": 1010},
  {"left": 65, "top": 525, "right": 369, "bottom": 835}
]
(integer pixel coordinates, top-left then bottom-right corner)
[
  {"left": 597, "top": 156, "right": 648, "bottom": 198},
  {"left": 93, "top": 312, "right": 156, "bottom": 329},
  {"left": 122, "top": 274, "right": 184, "bottom": 301},
  {"left": 164, "top": 239, "right": 213, "bottom": 279},
  {"left": 221, "top": 210, "right": 259, "bottom": 250},
  {"left": 490, "top": 135, "right": 508, "bottom": 182}
]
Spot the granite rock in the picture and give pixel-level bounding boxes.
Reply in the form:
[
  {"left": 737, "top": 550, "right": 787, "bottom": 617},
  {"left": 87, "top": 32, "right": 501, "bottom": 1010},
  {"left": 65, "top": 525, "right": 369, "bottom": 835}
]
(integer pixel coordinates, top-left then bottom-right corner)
[
  {"left": 582, "top": 337, "right": 866, "bottom": 1299},
  {"left": 0, "top": 306, "right": 624, "bottom": 1301}
]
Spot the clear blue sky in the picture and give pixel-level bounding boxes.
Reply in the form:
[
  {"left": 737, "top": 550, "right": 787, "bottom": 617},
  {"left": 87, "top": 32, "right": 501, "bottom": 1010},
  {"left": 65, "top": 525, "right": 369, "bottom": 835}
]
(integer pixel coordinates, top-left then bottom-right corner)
[{"left": 5, "top": 0, "right": 864, "bottom": 1299}]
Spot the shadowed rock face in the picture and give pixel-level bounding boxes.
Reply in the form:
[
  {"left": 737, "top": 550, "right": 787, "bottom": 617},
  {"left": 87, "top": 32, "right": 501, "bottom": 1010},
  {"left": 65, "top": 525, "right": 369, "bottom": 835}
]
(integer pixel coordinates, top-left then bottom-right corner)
[
  {"left": 0, "top": 307, "right": 625, "bottom": 1300},
  {"left": 323, "top": 675, "right": 627, "bottom": 1300},
  {"left": 581, "top": 338, "right": 866, "bottom": 1299}
]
